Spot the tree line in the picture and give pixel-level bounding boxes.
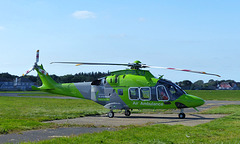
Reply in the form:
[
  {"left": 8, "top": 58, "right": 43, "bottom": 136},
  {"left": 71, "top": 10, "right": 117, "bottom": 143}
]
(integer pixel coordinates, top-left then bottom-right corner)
[
  {"left": 0, "top": 72, "right": 110, "bottom": 86},
  {"left": 176, "top": 79, "right": 240, "bottom": 90},
  {"left": 1, "top": 72, "right": 239, "bottom": 90}
]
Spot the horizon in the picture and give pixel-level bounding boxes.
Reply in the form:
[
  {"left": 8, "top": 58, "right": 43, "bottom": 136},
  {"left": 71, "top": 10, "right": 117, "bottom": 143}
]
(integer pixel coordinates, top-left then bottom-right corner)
[{"left": 0, "top": 71, "right": 238, "bottom": 84}]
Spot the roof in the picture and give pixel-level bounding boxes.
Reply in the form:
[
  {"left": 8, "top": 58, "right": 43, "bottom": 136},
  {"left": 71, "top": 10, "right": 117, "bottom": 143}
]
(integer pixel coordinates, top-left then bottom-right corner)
[
  {"left": 0, "top": 77, "right": 33, "bottom": 83},
  {"left": 18, "top": 77, "right": 34, "bottom": 83}
]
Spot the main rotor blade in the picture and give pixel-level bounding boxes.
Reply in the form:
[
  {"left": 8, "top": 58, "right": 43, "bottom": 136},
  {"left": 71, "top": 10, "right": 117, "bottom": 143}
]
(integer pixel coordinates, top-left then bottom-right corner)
[
  {"left": 50, "top": 61, "right": 220, "bottom": 77},
  {"left": 50, "top": 62, "right": 129, "bottom": 66},
  {"left": 149, "top": 66, "right": 221, "bottom": 77}
]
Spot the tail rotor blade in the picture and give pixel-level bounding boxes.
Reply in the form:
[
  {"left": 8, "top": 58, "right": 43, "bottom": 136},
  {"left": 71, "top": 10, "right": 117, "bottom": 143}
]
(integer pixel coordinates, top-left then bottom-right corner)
[
  {"left": 23, "top": 67, "right": 34, "bottom": 76},
  {"left": 23, "top": 50, "right": 40, "bottom": 76},
  {"left": 36, "top": 50, "right": 39, "bottom": 63}
]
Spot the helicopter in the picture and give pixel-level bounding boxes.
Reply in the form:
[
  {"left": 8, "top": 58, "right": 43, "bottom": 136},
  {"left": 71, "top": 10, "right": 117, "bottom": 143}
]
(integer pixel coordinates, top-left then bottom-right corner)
[{"left": 23, "top": 50, "right": 220, "bottom": 119}]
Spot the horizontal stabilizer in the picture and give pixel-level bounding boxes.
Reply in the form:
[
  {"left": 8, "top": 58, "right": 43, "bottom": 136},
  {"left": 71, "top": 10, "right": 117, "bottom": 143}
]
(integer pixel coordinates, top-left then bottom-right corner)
[
  {"left": 31, "top": 85, "right": 54, "bottom": 91},
  {"left": 31, "top": 85, "right": 40, "bottom": 91}
]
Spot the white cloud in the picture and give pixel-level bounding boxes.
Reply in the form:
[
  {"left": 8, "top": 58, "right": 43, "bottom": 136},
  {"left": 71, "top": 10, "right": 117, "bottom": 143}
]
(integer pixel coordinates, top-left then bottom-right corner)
[
  {"left": 139, "top": 17, "right": 145, "bottom": 22},
  {"left": 72, "top": 11, "right": 96, "bottom": 19},
  {"left": 0, "top": 26, "right": 5, "bottom": 30}
]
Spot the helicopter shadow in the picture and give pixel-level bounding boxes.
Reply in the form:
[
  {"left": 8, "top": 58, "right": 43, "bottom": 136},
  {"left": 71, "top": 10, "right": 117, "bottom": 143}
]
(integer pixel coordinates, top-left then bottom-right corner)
[
  {"left": 113, "top": 114, "right": 217, "bottom": 120},
  {"left": 109, "top": 114, "right": 221, "bottom": 126}
]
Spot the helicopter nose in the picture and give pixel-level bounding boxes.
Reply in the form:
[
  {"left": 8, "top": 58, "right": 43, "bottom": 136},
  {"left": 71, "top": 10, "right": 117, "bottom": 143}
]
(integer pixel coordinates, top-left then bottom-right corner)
[
  {"left": 195, "top": 96, "right": 205, "bottom": 106},
  {"left": 186, "top": 95, "right": 205, "bottom": 107},
  {"left": 176, "top": 94, "right": 205, "bottom": 108}
]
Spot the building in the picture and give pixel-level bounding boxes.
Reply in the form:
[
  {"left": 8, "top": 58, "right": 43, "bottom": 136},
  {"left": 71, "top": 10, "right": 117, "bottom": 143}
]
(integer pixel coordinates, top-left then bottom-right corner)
[
  {"left": 217, "top": 82, "right": 240, "bottom": 90},
  {"left": 0, "top": 77, "right": 34, "bottom": 91}
]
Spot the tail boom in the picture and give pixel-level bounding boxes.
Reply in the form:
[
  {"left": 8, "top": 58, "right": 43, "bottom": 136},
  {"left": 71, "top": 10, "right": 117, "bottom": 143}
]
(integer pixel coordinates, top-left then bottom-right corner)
[{"left": 34, "top": 65, "right": 86, "bottom": 99}]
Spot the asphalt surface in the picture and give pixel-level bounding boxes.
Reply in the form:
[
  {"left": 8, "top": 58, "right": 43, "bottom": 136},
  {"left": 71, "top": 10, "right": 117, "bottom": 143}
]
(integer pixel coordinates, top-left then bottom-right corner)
[
  {"left": 0, "top": 127, "right": 114, "bottom": 144},
  {"left": 47, "top": 113, "right": 226, "bottom": 127},
  {"left": 0, "top": 92, "right": 240, "bottom": 143}
]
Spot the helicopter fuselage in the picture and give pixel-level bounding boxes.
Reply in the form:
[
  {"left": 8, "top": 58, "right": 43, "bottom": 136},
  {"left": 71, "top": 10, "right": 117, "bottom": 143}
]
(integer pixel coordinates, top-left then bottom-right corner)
[{"left": 40, "top": 69, "right": 204, "bottom": 112}]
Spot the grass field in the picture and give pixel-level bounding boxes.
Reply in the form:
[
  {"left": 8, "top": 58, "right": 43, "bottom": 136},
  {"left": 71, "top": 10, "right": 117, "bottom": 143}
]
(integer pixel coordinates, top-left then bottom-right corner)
[
  {"left": 17, "top": 93, "right": 66, "bottom": 96},
  {"left": 0, "top": 91, "right": 64, "bottom": 96},
  {"left": 0, "top": 91, "right": 43, "bottom": 93},
  {"left": 0, "top": 96, "right": 108, "bottom": 134},
  {"left": 186, "top": 90, "right": 240, "bottom": 101},
  {"left": 26, "top": 105, "right": 240, "bottom": 144}
]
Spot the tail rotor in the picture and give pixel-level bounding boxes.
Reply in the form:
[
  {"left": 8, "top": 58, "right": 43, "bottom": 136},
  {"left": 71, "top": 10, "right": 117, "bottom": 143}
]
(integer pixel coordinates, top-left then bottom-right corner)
[{"left": 23, "top": 50, "right": 44, "bottom": 76}]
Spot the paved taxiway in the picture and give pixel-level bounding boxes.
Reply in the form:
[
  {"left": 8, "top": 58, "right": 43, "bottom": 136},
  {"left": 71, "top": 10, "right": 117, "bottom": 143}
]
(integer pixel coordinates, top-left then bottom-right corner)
[{"left": 47, "top": 113, "right": 226, "bottom": 127}]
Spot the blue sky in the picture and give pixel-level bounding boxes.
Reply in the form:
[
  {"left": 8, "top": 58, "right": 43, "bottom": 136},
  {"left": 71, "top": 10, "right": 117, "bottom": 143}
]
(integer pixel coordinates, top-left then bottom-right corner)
[{"left": 0, "top": 0, "right": 240, "bottom": 82}]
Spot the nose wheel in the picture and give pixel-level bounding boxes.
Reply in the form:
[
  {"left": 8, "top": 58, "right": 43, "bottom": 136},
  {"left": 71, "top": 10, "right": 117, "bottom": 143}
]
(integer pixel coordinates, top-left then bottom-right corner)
[
  {"left": 178, "top": 113, "right": 185, "bottom": 119},
  {"left": 178, "top": 109, "right": 185, "bottom": 119}
]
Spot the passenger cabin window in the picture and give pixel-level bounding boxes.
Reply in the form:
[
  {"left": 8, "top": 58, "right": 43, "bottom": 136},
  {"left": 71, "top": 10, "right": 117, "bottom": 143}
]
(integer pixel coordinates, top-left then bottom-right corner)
[
  {"left": 129, "top": 88, "right": 139, "bottom": 100},
  {"left": 140, "top": 87, "right": 151, "bottom": 100},
  {"left": 156, "top": 85, "right": 169, "bottom": 101}
]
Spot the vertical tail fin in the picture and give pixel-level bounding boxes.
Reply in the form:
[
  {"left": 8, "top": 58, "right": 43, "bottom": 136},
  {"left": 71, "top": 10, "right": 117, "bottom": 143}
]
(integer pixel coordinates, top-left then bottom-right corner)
[{"left": 35, "top": 64, "right": 58, "bottom": 90}]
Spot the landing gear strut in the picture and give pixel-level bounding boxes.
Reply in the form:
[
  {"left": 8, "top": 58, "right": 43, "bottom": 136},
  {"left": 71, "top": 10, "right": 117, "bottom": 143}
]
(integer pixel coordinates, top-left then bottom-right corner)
[
  {"left": 108, "top": 110, "right": 114, "bottom": 118},
  {"left": 125, "top": 109, "right": 131, "bottom": 116},
  {"left": 178, "top": 109, "right": 185, "bottom": 119}
]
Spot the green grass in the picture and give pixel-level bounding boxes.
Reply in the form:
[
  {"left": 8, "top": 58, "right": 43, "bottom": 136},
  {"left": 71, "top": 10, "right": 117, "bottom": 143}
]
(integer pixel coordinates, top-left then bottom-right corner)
[
  {"left": 0, "top": 91, "right": 42, "bottom": 93},
  {"left": 26, "top": 105, "right": 240, "bottom": 144},
  {"left": 186, "top": 90, "right": 240, "bottom": 101},
  {"left": 0, "top": 97, "right": 108, "bottom": 134},
  {"left": 201, "top": 104, "right": 240, "bottom": 114},
  {"left": 17, "top": 93, "right": 65, "bottom": 96},
  {"left": 0, "top": 91, "right": 65, "bottom": 96}
]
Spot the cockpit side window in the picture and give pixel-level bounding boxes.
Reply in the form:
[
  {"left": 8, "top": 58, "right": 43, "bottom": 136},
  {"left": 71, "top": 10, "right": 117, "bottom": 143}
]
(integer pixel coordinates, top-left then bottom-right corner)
[
  {"left": 129, "top": 88, "right": 139, "bottom": 100},
  {"left": 157, "top": 80, "right": 186, "bottom": 101},
  {"left": 169, "top": 85, "right": 177, "bottom": 95},
  {"left": 165, "top": 84, "right": 184, "bottom": 100},
  {"left": 156, "top": 85, "right": 169, "bottom": 101}
]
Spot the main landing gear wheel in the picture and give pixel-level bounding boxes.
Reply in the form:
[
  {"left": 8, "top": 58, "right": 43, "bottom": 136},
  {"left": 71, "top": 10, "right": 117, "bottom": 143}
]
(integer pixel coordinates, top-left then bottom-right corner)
[
  {"left": 108, "top": 111, "right": 114, "bottom": 118},
  {"left": 178, "top": 113, "right": 185, "bottom": 119},
  {"left": 125, "top": 110, "right": 131, "bottom": 116}
]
